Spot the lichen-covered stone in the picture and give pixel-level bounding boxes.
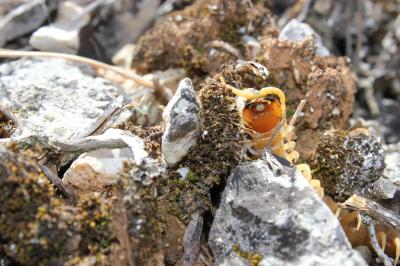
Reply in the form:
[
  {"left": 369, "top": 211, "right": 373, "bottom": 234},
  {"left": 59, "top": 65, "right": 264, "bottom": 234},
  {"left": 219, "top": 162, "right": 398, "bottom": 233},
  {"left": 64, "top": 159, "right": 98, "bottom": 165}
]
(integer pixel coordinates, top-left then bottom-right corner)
[
  {"left": 311, "top": 128, "right": 385, "bottom": 201},
  {"left": 209, "top": 159, "right": 366, "bottom": 266}
]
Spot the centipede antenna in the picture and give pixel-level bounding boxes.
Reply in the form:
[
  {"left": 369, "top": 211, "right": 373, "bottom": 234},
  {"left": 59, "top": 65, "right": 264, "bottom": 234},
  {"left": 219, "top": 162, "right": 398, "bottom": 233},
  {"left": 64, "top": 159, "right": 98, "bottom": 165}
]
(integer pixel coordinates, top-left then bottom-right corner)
[
  {"left": 288, "top": 99, "right": 306, "bottom": 129},
  {"left": 266, "top": 119, "right": 285, "bottom": 149},
  {"left": 377, "top": 231, "right": 387, "bottom": 252},
  {"left": 219, "top": 76, "right": 258, "bottom": 100}
]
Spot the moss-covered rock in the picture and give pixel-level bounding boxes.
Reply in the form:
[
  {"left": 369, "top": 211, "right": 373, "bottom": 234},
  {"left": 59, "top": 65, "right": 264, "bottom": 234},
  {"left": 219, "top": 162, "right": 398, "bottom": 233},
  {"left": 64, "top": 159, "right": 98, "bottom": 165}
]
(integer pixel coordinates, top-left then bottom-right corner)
[
  {"left": 0, "top": 146, "right": 115, "bottom": 265},
  {"left": 311, "top": 128, "right": 385, "bottom": 201}
]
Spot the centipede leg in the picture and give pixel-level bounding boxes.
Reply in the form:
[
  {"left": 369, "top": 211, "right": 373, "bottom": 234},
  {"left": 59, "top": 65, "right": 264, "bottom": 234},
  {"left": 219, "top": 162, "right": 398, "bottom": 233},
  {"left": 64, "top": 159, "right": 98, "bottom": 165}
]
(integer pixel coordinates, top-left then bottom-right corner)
[
  {"left": 356, "top": 213, "right": 362, "bottom": 231},
  {"left": 281, "top": 141, "right": 296, "bottom": 152},
  {"left": 395, "top": 237, "right": 400, "bottom": 265},
  {"left": 335, "top": 207, "right": 342, "bottom": 218},
  {"left": 379, "top": 232, "right": 387, "bottom": 252},
  {"left": 376, "top": 225, "right": 387, "bottom": 252},
  {"left": 296, "top": 164, "right": 312, "bottom": 180}
]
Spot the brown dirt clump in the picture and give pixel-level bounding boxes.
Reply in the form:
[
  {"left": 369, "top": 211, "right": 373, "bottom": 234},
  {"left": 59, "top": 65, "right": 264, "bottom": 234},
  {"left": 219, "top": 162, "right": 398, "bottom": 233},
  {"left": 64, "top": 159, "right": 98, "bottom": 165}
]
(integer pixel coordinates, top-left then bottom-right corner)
[
  {"left": 258, "top": 38, "right": 357, "bottom": 159},
  {"left": 131, "top": 0, "right": 275, "bottom": 77}
]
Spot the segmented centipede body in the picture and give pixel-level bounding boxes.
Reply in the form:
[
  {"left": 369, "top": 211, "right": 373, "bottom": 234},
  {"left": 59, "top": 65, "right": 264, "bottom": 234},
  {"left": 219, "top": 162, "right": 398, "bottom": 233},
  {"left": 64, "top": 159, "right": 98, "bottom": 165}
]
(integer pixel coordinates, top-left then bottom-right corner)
[
  {"left": 220, "top": 70, "right": 400, "bottom": 264},
  {"left": 219, "top": 75, "right": 323, "bottom": 196}
]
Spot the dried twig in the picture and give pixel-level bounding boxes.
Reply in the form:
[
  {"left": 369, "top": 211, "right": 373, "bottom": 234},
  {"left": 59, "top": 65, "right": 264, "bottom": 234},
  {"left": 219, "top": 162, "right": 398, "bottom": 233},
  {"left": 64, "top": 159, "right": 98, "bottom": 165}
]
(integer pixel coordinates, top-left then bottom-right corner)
[
  {"left": 0, "top": 49, "right": 157, "bottom": 89},
  {"left": 76, "top": 95, "right": 124, "bottom": 138},
  {"left": 339, "top": 195, "right": 400, "bottom": 233},
  {"left": 288, "top": 99, "right": 306, "bottom": 130},
  {"left": 296, "top": 0, "right": 314, "bottom": 22},
  {"left": 367, "top": 223, "right": 393, "bottom": 266},
  {"left": 354, "top": 0, "right": 365, "bottom": 73},
  {"left": 39, "top": 164, "right": 76, "bottom": 203},
  {"left": 44, "top": 137, "right": 128, "bottom": 155},
  {"left": 182, "top": 212, "right": 204, "bottom": 266},
  {"left": 364, "top": 84, "right": 380, "bottom": 117},
  {"left": 153, "top": 77, "right": 173, "bottom": 106}
]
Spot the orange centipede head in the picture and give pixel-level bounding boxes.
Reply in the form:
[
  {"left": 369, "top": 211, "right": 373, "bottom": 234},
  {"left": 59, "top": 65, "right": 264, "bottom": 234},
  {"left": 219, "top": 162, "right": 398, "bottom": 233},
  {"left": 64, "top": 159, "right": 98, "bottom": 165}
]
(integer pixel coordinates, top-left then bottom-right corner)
[{"left": 242, "top": 95, "right": 282, "bottom": 134}]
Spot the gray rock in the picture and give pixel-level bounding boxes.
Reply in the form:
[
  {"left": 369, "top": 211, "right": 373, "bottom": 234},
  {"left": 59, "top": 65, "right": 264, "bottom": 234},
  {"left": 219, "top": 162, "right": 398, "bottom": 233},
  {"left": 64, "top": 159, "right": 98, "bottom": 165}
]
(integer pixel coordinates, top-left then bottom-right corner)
[
  {"left": 354, "top": 246, "right": 372, "bottom": 264},
  {"left": 162, "top": 78, "right": 200, "bottom": 166},
  {"left": 0, "top": 0, "right": 59, "bottom": 47},
  {"left": 279, "top": 19, "right": 330, "bottom": 56},
  {"left": 384, "top": 142, "right": 400, "bottom": 186},
  {"left": 0, "top": 58, "right": 123, "bottom": 141},
  {"left": 363, "top": 177, "right": 397, "bottom": 199},
  {"left": 29, "top": 1, "right": 90, "bottom": 53},
  {"left": 209, "top": 159, "right": 367, "bottom": 266}
]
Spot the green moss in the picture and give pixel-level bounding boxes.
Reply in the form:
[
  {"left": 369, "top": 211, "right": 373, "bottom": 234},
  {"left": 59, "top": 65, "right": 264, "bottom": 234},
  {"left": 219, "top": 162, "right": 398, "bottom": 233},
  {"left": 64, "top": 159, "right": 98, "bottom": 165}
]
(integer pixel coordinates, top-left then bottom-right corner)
[
  {"left": 220, "top": 21, "right": 242, "bottom": 47},
  {"left": 187, "top": 171, "right": 199, "bottom": 183}
]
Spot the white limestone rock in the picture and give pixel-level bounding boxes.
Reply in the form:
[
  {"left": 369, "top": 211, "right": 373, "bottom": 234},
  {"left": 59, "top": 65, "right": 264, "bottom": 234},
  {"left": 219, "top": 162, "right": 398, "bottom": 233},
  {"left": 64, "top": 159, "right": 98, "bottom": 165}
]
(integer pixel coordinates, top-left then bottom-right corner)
[
  {"left": 0, "top": 58, "right": 123, "bottom": 142},
  {"left": 162, "top": 78, "right": 200, "bottom": 166},
  {"left": 29, "top": 1, "right": 90, "bottom": 53},
  {"left": 280, "top": 19, "right": 330, "bottom": 56}
]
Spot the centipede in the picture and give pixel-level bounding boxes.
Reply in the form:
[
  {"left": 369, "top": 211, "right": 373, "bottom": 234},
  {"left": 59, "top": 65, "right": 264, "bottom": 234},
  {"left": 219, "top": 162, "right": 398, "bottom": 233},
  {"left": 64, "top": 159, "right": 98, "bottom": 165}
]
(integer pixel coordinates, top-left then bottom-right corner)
[{"left": 219, "top": 68, "right": 400, "bottom": 265}]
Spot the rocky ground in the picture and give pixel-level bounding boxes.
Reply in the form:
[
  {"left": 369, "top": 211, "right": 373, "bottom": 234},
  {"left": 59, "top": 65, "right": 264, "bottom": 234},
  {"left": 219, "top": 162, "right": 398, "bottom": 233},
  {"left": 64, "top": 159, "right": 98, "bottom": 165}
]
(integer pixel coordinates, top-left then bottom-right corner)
[{"left": 0, "top": 0, "right": 399, "bottom": 266}]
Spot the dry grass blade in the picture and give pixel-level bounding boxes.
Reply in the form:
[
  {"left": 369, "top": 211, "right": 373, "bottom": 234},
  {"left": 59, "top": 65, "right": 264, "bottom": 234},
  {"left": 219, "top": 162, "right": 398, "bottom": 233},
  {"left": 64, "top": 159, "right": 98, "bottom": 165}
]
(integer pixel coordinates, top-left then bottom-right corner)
[
  {"left": 339, "top": 195, "right": 400, "bottom": 234},
  {"left": 0, "top": 49, "right": 159, "bottom": 90}
]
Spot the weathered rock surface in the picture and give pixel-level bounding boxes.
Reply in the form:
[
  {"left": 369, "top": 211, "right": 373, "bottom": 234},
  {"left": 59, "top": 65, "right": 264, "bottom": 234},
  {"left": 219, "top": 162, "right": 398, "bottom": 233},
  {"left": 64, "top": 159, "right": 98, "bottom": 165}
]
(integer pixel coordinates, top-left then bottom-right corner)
[
  {"left": 162, "top": 78, "right": 200, "bottom": 166},
  {"left": 0, "top": 58, "right": 123, "bottom": 141},
  {"left": 29, "top": 1, "right": 90, "bottom": 53},
  {"left": 0, "top": 0, "right": 59, "bottom": 47},
  {"left": 364, "top": 176, "right": 397, "bottom": 200},
  {"left": 63, "top": 128, "right": 150, "bottom": 193},
  {"left": 384, "top": 142, "right": 400, "bottom": 186},
  {"left": 279, "top": 19, "right": 330, "bottom": 56},
  {"left": 209, "top": 159, "right": 366, "bottom": 266},
  {"left": 311, "top": 128, "right": 386, "bottom": 201}
]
